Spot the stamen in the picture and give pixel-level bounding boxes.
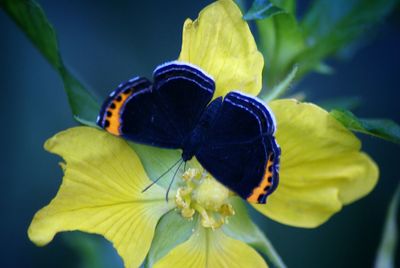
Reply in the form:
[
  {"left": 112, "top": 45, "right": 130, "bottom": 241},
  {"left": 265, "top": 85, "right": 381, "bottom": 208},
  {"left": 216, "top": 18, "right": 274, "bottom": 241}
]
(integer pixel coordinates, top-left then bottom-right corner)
[{"left": 175, "top": 168, "right": 235, "bottom": 229}]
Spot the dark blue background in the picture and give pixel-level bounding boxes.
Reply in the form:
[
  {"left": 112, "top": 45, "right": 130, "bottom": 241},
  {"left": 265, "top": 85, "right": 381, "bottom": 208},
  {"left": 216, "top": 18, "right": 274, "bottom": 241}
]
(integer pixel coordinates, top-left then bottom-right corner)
[{"left": 0, "top": 1, "right": 399, "bottom": 267}]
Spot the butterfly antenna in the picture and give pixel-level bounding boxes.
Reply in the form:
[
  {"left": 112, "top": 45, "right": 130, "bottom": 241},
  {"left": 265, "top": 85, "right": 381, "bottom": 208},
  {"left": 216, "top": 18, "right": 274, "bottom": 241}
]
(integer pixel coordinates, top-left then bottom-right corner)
[
  {"left": 142, "top": 158, "right": 182, "bottom": 193},
  {"left": 166, "top": 160, "right": 184, "bottom": 202},
  {"left": 183, "top": 161, "right": 187, "bottom": 173}
]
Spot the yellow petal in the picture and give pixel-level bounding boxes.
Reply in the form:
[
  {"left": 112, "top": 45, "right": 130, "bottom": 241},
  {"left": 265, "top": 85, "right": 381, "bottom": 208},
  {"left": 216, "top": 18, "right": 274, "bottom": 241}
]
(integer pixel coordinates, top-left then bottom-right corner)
[
  {"left": 28, "top": 127, "right": 173, "bottom": 268},
  {"left": 178, "top": 0, "right": 264, "bottom": 98},
  {"left": 253, "top": 100, "right": 379, "bottom": 228},
  {"left": 154, "top": 226, "right": 268, "bottom": 268}
]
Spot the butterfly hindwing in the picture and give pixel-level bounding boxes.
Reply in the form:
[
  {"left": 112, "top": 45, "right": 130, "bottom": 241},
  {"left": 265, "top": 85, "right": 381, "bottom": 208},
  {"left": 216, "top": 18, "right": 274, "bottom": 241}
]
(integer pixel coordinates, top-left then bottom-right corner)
[{"left": 196, "top": 92, "right": 280, "bottom": 204}]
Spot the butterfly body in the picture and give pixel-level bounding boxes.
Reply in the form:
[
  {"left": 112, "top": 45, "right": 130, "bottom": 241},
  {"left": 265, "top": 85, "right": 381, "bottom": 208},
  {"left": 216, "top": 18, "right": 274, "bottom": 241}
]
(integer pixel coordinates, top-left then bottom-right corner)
[
  {"left": 181, "top": 97, "right": 223, "bottom": 161},
  {"left": 97, "top": 61, "right": 280, "bottom": 204}
]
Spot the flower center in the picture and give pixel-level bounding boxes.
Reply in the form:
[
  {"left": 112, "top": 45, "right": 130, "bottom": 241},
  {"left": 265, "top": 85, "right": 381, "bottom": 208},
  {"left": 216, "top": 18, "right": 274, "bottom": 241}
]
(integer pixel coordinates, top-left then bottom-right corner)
[{"left": 175, "top": 168, "right": 235, "bottom": 229}]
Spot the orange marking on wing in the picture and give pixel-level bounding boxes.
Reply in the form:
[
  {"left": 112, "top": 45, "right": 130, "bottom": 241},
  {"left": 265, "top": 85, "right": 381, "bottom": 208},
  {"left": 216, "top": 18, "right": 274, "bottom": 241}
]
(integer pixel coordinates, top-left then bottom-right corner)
[
  {"left": 105, "top": 91, "right": 133, "bottom": 136},
  {"left": 247, "top": 156, "right": 274, "bottom": 203}
]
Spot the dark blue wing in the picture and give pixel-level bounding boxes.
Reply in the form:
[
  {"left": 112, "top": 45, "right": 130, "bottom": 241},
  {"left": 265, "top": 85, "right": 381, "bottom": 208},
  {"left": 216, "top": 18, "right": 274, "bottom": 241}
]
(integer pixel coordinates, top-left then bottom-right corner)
[
  {"left": 153, "top": 61, "right": 215, "bottom": 138},
  {"left": 97, "top": 61, "right": 215, "bottom": 148},
  {"left": 196, "top": 91, "right": 280, "bottom": 204}
]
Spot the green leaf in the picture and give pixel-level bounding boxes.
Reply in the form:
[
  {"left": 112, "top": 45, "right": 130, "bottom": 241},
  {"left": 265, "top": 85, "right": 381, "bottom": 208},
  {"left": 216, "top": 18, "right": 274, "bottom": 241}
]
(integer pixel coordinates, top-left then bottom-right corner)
[
  {"left": 256, "top": 0, "right": 398, "bottom": 85},
  {"left": 261, "top": 64, "right": 298, "bottom": 101},
  {"left": 375, "top": 184, "right": 400, "bottom": 268},
  {"left": 318, "top": 96, "right": 362, "bottom": 111},
  {"left": 269, "top": 0, "right": 295, "bottom": 13},
  {"left": 1, "top": 0, "right": 61, "bottom": 69},
  {"left": 59, "top": 68, "right": 100, "bottom": 126},
  {"left": 296, "top": 0, "right": 399, "bottom": 77},
  {"left": 257, "top": 13, "right": 305, "bottom": 88},
  {"left": 146, "top": 210, "right": 198, "bottom": 268},
  {"left": 330, "top": 109, "right": 400, "bottom": 144},
  {"left": 1, "top": 0, "right": 100, "bottom": 124},
  {"left": 244, "top": 0, "right": 284, "bottom": 20},
  {"left": 223, "top": 197, "right": 286, "bottom": 268}
]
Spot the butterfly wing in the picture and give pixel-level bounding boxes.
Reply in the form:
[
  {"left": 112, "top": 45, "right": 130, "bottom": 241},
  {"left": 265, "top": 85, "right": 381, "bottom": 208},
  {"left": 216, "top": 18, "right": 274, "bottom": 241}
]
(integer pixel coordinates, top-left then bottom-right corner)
[
  {"left": 196, "top": 91, "right": 280, "bottom": 204},
  {"left": 97, "top": 61, "right": 215, "bottom": 148},
  {"left": 153, "top": 61, "right": 215, "bottom": 137}
]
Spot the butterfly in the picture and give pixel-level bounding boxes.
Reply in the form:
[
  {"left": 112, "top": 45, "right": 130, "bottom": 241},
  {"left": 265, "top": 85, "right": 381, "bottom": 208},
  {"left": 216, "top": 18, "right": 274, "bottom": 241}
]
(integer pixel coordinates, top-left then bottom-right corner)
[{"left": 97, "top": 61, "right": 280, "bottom": 204}]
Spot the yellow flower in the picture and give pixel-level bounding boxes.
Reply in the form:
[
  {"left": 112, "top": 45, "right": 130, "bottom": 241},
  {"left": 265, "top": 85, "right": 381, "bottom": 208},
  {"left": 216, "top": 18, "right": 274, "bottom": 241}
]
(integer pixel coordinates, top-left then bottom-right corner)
[{"left": 28, "top": 0, "right": 379, "bottom": 267}]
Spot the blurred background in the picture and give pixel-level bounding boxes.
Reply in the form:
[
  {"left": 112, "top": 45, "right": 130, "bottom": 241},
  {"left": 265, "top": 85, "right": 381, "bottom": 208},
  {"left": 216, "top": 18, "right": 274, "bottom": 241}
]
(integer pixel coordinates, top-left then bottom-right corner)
[{"left": 0, "top": 0, "right": 399, "bottom": 267}]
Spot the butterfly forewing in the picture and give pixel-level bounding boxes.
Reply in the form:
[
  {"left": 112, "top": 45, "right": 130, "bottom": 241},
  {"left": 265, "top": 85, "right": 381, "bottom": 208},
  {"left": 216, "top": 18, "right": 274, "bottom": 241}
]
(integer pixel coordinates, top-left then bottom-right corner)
[
  {"left": 97, "top": 62, "right": 215, "bottom": 149},
  {"left": 153, "top": 61, "right": 215, "bottom": 138}
]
